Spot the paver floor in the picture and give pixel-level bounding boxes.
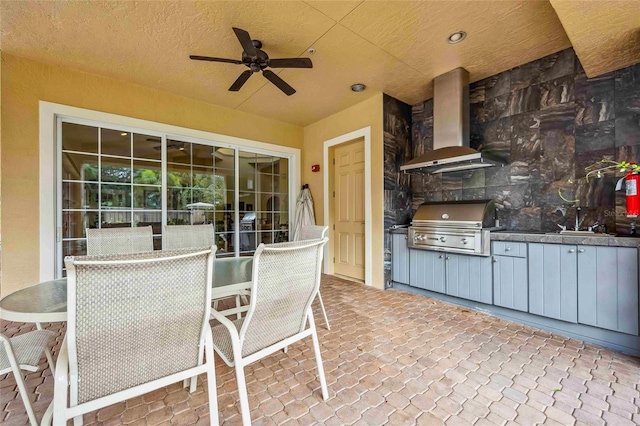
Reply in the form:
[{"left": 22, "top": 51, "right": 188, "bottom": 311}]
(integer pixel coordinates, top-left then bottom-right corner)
[{"left": 2, "top": 274, "right": 639, "bottom": 425}]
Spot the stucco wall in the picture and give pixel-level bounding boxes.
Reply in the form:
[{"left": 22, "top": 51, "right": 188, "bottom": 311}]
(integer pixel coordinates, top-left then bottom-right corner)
[{"left": 302, "top": 93, "right": 385, "bottom": 290}]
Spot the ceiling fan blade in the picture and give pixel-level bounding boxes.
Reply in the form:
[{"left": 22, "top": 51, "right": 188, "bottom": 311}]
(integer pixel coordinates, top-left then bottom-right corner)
[
  {"left": 268, "top": 58, "right": 313, "bottom": 68},
  {"left": 232, "top": 27, "right": 258, "bottom": 58},
  {"left": 189, "top": 55, "right": 242, "bottom": 65},
  {"left": 263, "top": 70, "right": 296, "bottom": 96},
  {"left": 229, "top": 70, "right": 253, "bottom": 91}
]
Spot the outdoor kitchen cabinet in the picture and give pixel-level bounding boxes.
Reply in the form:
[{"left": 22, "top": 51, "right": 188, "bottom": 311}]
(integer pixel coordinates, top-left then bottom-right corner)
[
  {"left": 528, "top": 244, "right": 578, "bottom": 323},
  {"left": 391, "top": 233, "right": 410, "bottom": 285},
  {"left": 445, "top": 254, "right": 492, "bottom": 304},
  {"left": 577, "top": 246, "right": 639, "bottom": 335},
  {"left": 492, "top": 242, "right": 528, "bottom": 312},
  {"left": 409, "top": 249, "right": 492, "bottom": 303},
  {"left": 409, "top": 249, "right": 445, "bottom": 293}
]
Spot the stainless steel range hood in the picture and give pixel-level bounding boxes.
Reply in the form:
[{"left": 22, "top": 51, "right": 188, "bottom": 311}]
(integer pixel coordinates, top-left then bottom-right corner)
[{"left": 401, "top": 68, "right": 503, "bottom": 174}]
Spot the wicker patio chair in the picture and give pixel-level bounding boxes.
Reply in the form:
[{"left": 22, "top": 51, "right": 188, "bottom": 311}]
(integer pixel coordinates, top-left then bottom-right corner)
[
  {"left": 210, "top": 238, "right": 329, "bottom": 426},
  {"left": 164, "top": 224, "right": 214, "bottom": 250},
  {"left": 46, "top": 248, "right": 218, "bottom": 426},
  {"left": 164, "top": 224, "right": 248, "bottom": 317},
  {"left": 299, "top": 225, "right": 331, "bottom": 330},
  {"left": 85, "top": 226, "right": 154, "bottom": 255},
  {"left": 1, "top": 330, "right": 56, "bottom": 426}
]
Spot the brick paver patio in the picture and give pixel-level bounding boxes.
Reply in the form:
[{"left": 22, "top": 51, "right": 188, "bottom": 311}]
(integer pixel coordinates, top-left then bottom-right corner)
[{"left": 2, "top": 274, "right": 639, "bottom": 425}]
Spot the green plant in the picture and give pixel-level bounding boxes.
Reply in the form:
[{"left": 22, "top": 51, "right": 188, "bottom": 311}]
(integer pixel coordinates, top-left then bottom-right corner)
[{"left": 558, "top": 159, "right": 636, "bottom": 203}]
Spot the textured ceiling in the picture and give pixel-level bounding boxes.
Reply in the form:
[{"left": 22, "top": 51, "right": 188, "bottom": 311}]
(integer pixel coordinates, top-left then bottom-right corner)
[
  {"left": 549, "top": 0, "right": 640, "bottom": 78},
  {"left": 1, "top": 1, "right": 575, "bottom": 126}
]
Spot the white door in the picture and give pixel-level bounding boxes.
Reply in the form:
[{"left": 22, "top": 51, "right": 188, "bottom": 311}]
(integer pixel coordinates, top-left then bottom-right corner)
[{"left": 333, "top": 139, "right": 365, "bottom": 281}]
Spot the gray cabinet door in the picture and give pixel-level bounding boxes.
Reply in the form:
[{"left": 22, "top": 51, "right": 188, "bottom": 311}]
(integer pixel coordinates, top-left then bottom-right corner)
[
  {"left": 578, "top": 246, "right": 639, "bottom": 335},
  {"left": 493, "top": 255, "right": 528, "bottom": 312},
  {"left": 409, "top": 249, "right": 445, "bottom": 293},
  {"left": 528, "top": 244, "right": 578, "bottom": 323},
  {"left": 446, "top": 254, "right": 492, "bottom": 304},
  {"left": 391, "top": 234, "right": 410, "bottom": 284}
]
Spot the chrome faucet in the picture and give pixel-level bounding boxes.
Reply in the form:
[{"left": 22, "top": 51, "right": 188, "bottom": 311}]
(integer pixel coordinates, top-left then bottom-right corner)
[{"left": 574, "top": 206, "right": 581, "bottom": 231}]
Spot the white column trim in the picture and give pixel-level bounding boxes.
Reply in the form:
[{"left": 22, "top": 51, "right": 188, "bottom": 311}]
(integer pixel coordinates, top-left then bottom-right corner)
[{"left": 322, "top": 126, "right": 372, "bottom": 286}]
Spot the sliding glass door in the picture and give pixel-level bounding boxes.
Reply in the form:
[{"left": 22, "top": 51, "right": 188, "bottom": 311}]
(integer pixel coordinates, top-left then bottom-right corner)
[{"left": 57, "top": 118, "right": 291, "bottom": 276}]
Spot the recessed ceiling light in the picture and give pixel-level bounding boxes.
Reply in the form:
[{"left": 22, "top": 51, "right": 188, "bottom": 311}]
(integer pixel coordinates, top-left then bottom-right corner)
[
  {"left": 351, "top": 83, "right": 366, "bottom": 92},
  {"left": 120, "top": 132, "right": 128, "bottom": 136},
  {"left": 447, "top": 31, "right": 467, "bottom": 44}
]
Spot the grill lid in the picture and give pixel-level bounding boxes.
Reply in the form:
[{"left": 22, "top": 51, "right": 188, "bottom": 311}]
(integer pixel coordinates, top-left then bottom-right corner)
[{"left": 412, "top": 200, "right": 495, "bottom": 228}]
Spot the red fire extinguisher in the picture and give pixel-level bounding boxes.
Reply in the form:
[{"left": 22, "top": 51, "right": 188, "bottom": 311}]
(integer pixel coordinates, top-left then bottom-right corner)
[{"left": 625, "top": 172, "right": 640, "bottom": 218}]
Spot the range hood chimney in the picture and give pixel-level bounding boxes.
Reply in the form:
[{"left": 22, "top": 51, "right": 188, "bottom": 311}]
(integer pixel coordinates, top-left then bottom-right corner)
[{"left": 401, "top": 68, "right": 503, "bottom": 174}]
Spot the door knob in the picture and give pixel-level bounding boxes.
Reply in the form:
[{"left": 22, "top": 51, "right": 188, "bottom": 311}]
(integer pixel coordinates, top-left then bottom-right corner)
[
  {"left": 578, "top": 248, "right": 585, "bottom": 253},
  {"left": 492, "top": 258, "right": 498, "bottom": 263},
  {"left": 461, "top": 238, "right": 468, "bottom": 244},
  {"left": 568, "top": 249, "right": 575, "bottom": 253},
  {"left": 440, "top": 236, "right": 447, "bottom": 242}
]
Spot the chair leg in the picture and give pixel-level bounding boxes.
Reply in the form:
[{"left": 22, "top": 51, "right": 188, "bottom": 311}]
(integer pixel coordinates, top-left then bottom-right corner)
[
  {"left": 316, "top": 291, "right": 331, "bottom": 331},
  {"left": 14, "top": 370, "right": 39, "bottom": 426},
  {"left": 234, "top": 362, "right": 252, "bottom": 426},
  {"left": 309, "top": 314, "right": 329, "bottom": 401}
]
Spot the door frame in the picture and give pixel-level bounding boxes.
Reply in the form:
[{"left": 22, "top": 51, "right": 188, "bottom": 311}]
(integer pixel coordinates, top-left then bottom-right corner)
[{"left": 323, "top": 126, "right": 372, "bottom": 286}]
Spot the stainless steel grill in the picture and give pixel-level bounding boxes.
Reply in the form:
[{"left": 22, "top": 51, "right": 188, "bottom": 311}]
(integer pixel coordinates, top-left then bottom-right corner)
[{"left": 409, "top": 200, "right": 499, "bottom": 256}]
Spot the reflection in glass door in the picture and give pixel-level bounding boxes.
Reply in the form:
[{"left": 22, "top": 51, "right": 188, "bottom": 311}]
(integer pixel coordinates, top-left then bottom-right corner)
[
  {"left": 58, "top": 119, "right": 291, "bottom": 275},
  {"left": 166, "top": 141, "right": 236, "bottom": 257},
  {"left": 238, "top": 150, "right": 289, "bottom": 255}
]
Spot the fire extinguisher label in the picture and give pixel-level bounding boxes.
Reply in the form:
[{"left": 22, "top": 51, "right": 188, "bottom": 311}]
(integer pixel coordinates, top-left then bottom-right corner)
[{"left": 627, "top": 179, "right": 638, "bottom": 196}]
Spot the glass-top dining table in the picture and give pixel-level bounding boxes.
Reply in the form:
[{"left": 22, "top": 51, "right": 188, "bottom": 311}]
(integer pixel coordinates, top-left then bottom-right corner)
[{"left": 0, "top": 256, "right": 253, "bottom": 323}]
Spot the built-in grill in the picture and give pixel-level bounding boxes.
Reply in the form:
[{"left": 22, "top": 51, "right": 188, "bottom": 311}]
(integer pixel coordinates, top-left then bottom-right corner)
[{"left": 409, "top": 200, "right": 500, "bottom": 256}]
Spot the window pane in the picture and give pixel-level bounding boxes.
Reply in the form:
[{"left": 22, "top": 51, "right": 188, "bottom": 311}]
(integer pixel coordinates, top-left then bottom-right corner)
[
  {"left": 223, "top": 191, "right": 235, "bottom": 211},
  {"left": 102, "top": 156, "right": 131, "bottom": 183},
  {"left": 259, "top": 173, "right": 273, "bottom": 192},
  {"left": 239, "top": 232, "right": 256, "bottom": 252},
  {"left": 133, "top": 134, "right": 161, "bottom": 160},
  {"left": 62, "top": 153, "right": 99, "bottom": 181},
  {"left": 257, "top": 212, "right": 273, "bottom": 230},
  {"left": 274, "top": 228, "right": 288, "bottom": 243},
  {"left": 62, "top": 122, "right": 98, "bottom": 153},
  {"left": 213, "top": 212, "right": 233, "bottom": 233},
  {"left": 134, "top": 212, "right": 162, "bottom": 235},
  {"left": 167, "top": 187, "right": 190, "bottom": 210},
  {"left": 259, "top": 231, "right": 273, "bottom": 245},
  {"left": 167, "top": 163, "right": 191, "bottom": 187},
  {"left": 192, "top": 144, "right": 214, "bottom": 167},
  {"left": 134, "top": 186, "right": 161, "bottom": 209},
  {"left": 101, "top": 184, "right": 131, "bottom": 209},
  {"left": 63, "top": 240, "right": 87, "bottom": 257},
  {"left": 101, "top": 211, "right": 132, "bottom": 228},
  {"left": 133, "top": 160, "right": 161, "bottom": 185},
  {"left": 101, "top": 128, "right": 131, "bottom": 157},
  {"left": 62, "top": 182, "right": 98, "bottom": 209},
  {"left": 167, "top": 140, "right": 190, "bottom": 164},
  {"left": 274, "top": 157, "right": 288, "bottom": 176},
  {"left": 62, "top": 211, "right": 99, "bottom": 238},
  {"left": 167, "top": 211, "right": 190, "bottom": 226},
  {"left": 216, "top": 232, "right": 234, "bottom": 255}
]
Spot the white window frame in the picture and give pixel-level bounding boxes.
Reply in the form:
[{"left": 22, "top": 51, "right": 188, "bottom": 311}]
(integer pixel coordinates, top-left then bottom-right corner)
[{"left": 40, "top": 101, "right": 300, "bottom": 281}]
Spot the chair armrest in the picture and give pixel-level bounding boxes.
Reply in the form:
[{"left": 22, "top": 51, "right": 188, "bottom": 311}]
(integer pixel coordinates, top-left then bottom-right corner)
[{"left": 210, "top": 309, "right": 241, "bottom": 339}]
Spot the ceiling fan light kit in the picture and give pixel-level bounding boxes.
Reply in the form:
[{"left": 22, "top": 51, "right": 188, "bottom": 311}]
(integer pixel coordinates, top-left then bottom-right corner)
[{"left": 189, "top": 27, "right": 313, "bottom": 96}]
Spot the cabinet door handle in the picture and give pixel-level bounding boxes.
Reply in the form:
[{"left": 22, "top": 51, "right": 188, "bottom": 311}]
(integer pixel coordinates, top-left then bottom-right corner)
[
  {"left": 505, "top": 247, "right": 512, "bottom": 251},
  {"left": 438, "top": 255, "right": 444, "bottom": 259},
  {"left": 492, "top": 257, "right": 498, "bottom": 263},
  {"left": 568, "top": 249, "right": 575, "bottom": 253},
  {"left": 578, "top": 248, "right": 585, "bottom": 253},
  {"left": 445, "top": 256, "right": 450, "bottom": 260}
]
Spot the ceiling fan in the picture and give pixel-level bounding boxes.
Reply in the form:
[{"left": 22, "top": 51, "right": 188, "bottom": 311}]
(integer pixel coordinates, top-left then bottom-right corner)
[{"left": 190, "top": 27, "right": 312, "bottom": 96}]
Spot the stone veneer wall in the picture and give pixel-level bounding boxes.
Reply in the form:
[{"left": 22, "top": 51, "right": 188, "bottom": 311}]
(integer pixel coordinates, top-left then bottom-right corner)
[{"left": 410, "top": 48, "right": 640, "bottom": 234}]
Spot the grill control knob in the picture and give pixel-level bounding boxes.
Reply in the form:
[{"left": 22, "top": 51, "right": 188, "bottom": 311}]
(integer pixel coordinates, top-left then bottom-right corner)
[
  {"left": 439, "top": 236, "right": 447, "bottom": 242},
  {"left": 461, "top": 238, "right": 468, "bottom": 244}
]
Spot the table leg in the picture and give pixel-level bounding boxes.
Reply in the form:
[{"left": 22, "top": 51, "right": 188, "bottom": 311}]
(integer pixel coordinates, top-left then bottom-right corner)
[{"left": 36, "top": 322, "right": 56, "bottom": 377}]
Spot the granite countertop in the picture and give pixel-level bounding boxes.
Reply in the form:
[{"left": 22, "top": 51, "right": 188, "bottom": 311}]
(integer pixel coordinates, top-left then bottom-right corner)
[
  {"left": 491, "top": 231, "right": 640, "bottom": 248},
  {"left": 390, "top": 226, "right": 640, "bottom": 248}
]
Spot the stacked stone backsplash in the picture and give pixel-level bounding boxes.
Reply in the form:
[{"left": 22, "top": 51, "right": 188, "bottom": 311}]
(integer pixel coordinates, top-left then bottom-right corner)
[{"left": 409, "top": 48, "right": 640, "bottom": 234}]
